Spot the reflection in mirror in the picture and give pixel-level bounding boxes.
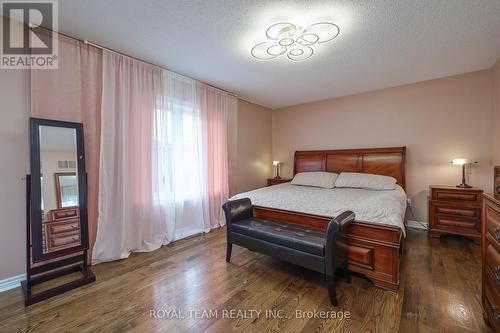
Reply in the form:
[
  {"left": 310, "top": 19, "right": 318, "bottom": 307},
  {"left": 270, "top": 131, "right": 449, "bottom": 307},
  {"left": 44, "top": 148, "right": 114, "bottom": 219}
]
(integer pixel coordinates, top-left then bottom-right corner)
[
  {"left": 39, "top": 126, "right": 81, "bottom": 253},
  {"left": 55, "top": 172, "right": 78, "bottom": 208}
]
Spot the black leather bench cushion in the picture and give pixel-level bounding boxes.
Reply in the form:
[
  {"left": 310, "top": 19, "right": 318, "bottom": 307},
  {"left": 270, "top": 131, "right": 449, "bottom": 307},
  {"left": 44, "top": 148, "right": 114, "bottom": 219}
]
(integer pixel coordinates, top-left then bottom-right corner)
[
  {"left": 230, "top": 232, "right": 325, "bottom": 273},
  {"left": 230, "top": 218, "right": 326, "bottom": 256}
]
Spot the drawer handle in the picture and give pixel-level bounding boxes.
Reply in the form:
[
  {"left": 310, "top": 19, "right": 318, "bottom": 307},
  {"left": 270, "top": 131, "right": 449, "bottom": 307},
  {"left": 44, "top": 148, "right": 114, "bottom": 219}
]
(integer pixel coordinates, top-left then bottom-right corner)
[
  {"left": 495, "top": 266, "right": 500, "bottom": 282},
  {"left": 495, "top": 227, "right": 500, "bottom": 241},
  {"left": 492, "top": 305, "right": 500, "bottom": 320},
  {"left": 71, "top": 225, "right": 77, "bottom": 229},
  {"left": 72, "top": 237, "right": 77, "bottom": 241}
]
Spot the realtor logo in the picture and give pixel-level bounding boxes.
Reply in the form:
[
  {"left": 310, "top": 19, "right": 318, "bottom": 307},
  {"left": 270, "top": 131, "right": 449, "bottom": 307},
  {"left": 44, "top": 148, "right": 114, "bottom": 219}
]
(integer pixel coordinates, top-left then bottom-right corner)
[{"left": 1, "top": 0, "right": 58, "bottom": 69}]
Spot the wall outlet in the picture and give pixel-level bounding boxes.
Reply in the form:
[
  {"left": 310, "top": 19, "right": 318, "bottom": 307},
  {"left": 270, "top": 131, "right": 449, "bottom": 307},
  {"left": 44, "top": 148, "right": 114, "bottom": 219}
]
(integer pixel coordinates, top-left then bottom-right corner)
[{"left": 406, "top": 198, "right": 412, "bottom": 207}]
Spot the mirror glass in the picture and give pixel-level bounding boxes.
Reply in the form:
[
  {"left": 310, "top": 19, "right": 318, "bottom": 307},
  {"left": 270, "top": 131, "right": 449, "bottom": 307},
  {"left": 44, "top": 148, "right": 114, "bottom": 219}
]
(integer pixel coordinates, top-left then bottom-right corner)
[
  {"left": 39, "top": 125, "right": 81, "bottom": 253},
  {"left": 55, "top": 173, "right": 78, "bottom": 208}
]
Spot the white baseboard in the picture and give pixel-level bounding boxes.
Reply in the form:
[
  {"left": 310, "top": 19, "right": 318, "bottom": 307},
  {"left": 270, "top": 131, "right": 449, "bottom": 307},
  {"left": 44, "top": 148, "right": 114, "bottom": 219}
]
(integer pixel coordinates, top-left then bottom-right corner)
[
  {"left": 406, "top": 220, "right": 429, "bottom": 230},
  {"left": 0, "top": 274, "right": 26, "bottom": 293}
]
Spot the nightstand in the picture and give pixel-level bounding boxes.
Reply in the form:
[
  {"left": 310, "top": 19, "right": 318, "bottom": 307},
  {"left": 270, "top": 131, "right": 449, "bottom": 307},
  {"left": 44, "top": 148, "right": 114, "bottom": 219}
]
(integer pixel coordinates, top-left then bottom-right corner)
[
  {"left": 428, "top": 185, "right": 483, "bottom": 244},
  {"left": 267, "top": 178, "right": 291, "bottom": 186}
]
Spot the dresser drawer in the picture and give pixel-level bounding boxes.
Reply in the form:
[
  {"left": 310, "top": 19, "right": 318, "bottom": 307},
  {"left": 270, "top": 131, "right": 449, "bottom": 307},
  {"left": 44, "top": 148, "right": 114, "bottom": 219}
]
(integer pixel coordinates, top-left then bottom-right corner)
[
  {"left": 486, "top": 206, "right": 500, "bottom": 249},
  {"left": 435, "top": 216, "right": 477, "bottom": 230},
  {"left": 486, "top": 244, "right": 500, "bottom": 286},
  {"left": 48, "top": 233, "right": 80, "bottom": 249},
  {"left": 484, "top": 289, "right": 500, "bottom": 332},
  {"left": 433, "top": 190, "right": 480, "bottom": 203},
  {"left": 50, "top": 207, "right": 79, "bottom": 220},
  {"left": 435, "top": 206, "right": 480, "bottom": 219},
  {"left": 485, "top": 261, "right": 500, "bottom": 331},
  {"left": 46, "top": 219, "right": 80, "bottom": 235}
]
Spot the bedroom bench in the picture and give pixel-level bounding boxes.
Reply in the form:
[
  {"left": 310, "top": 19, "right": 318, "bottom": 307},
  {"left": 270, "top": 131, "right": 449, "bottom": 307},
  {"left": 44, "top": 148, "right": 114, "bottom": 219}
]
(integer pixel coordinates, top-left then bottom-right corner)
[{"left": 222, "top": 198, "right": 354, "bottom": 306}]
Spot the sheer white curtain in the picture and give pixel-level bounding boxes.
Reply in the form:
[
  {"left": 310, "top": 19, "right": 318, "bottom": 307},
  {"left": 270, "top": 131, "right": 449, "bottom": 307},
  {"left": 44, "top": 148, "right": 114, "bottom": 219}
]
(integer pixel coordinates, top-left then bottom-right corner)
[
  {"left": 154, "top": 72, "right": 205, "bottom": 242},
  {"left": 154, "top": 75, "right": 235, "bottom": 241},
  {"left": 93, "top": 50, "right": 234, "bottom": 263}
]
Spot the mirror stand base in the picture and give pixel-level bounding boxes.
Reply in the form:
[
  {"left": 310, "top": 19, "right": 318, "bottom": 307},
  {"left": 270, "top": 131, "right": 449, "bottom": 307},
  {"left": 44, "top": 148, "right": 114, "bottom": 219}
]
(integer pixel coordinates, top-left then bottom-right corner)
[{"left": 22, "top": 266, "right": 95, "bottom": 306}]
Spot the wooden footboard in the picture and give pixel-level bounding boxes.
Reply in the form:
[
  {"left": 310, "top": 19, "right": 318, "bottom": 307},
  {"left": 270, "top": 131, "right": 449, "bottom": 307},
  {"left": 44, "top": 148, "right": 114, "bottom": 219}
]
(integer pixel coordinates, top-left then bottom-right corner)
[{"left": 253, "top": 206, "right": 403, "bottom": 291}]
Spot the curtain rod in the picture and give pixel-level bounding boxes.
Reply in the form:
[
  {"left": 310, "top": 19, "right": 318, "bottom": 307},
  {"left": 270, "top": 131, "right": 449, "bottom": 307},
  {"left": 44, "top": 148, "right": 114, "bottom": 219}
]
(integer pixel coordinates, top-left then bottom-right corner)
[{"left": 34, "top": 26, "right": 257, "bottom": 104}]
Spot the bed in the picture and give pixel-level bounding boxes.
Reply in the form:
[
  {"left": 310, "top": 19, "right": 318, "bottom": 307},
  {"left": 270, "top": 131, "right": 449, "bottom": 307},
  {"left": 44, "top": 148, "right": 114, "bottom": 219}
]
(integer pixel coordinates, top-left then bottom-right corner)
[{"left": 231, "top": 147, "right": 407, "bottom": 291}]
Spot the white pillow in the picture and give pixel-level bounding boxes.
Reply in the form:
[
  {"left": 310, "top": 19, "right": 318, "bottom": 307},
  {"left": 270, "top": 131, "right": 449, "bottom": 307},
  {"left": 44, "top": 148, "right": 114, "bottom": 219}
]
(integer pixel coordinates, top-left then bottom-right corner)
[
  {"left": 335, "top": 172, "right": 397, "bottom": 190},
  {"left": 291, "top": 172, "right": 338, "bottom": 189}
]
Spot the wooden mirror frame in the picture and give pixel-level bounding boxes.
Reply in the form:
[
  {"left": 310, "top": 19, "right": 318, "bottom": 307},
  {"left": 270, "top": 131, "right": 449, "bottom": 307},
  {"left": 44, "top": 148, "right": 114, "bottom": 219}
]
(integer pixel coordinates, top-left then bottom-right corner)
[
  {"left": 29, "top": 118, "right": 89, "bottom": 263},
  {"left": 54, "top": 172, "right": 77, "bottom": 209}
]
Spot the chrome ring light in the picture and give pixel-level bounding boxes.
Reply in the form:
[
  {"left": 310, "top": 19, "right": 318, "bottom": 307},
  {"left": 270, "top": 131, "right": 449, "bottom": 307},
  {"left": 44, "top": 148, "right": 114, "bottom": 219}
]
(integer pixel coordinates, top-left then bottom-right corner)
[{"left": 251, "top": 21, "right": 340, "bottom": 62}]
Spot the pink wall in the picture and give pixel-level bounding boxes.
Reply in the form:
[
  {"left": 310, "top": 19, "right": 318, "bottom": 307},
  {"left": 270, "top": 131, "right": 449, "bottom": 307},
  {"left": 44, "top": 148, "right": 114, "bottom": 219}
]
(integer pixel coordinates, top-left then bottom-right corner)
[
  {"left": 493, "top": 58, "right": 500, "bottom": 166},
  {"left": 272, "top": 70, "right": 494, "bottom": 222}
]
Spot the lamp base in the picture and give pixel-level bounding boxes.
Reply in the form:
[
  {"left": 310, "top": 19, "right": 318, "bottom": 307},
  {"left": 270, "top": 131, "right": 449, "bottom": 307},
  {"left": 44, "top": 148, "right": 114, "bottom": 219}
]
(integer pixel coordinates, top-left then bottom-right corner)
[
  {"left": 456, "top": 183, "right": 472, "bottom": 188},
  {"left": 274, "top": 176, "right": 281, "bottom": 179}
]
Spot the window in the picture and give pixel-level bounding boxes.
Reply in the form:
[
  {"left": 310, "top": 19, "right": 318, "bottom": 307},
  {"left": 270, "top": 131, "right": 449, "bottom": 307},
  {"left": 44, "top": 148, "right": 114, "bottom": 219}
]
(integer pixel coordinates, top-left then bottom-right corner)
[{"left": 153, "top": 98, "right": 201, "bottom": 201}]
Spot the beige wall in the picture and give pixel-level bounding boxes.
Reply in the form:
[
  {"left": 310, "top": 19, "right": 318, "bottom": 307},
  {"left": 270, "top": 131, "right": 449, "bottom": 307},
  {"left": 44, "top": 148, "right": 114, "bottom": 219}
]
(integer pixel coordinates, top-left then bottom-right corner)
[
  {"left": 272, "top": 71, "right": 494, "bottom": 222},
  {"left": 493, "top": 58, "right": 500, "bottom": 166},
  {"left": 0, "top": 69, "right": 30, "bottom": 280},
  {"left": 235, "top": 100, "right": 272, "bottom": 193}
]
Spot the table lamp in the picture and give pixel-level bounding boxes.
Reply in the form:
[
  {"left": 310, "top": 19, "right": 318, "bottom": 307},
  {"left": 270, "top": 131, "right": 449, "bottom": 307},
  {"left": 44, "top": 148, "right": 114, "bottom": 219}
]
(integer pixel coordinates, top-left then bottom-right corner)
[
  {"left": 451, "top": 158, "right": 472, "bottom": 188},
  {"left": 273, "top": 160, "right": 281, "bottom": 179}
]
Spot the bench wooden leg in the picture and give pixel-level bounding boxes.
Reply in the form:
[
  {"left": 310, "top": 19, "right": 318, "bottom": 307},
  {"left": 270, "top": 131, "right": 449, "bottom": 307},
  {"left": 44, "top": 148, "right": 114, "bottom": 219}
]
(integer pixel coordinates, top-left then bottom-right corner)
[
  {"left": 326, "top": 275, "right": 338, "bottom": 306},
  {"left": 343, "top": 260, "right": 351, "bottom": 284},
  {"left": 226, "top": 243, "right": 232, "bottom": 262}
]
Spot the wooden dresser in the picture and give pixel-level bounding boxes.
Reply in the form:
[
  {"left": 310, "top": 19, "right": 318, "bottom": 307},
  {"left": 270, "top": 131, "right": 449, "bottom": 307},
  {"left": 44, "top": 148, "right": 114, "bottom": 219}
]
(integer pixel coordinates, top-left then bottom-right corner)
[
  {"left": 43, "top": 207, "right": 81, "bottom": 252},
  {"left": 483, "top": 193, "right": 500, "bottom": 331},
  {"left": 428, "top": 185, "right": 483, "bottom": 244},
  {"left": 267, "top": 178, "right": 291, "bottom": 186}
]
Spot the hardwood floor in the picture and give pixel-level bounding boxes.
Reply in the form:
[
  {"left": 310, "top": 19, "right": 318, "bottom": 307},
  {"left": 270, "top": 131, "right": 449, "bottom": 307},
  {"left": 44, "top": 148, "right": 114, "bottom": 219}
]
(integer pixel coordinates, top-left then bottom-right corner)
[{"left": 0, "top": 227, "right": 492, "bottom": 333}]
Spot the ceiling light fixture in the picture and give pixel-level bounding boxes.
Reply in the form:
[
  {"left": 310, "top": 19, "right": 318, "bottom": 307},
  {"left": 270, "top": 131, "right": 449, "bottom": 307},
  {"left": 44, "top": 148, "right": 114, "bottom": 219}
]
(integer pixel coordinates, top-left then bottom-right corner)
[{"left": 251, "top": 21, "right": 340, "bottom": 62}]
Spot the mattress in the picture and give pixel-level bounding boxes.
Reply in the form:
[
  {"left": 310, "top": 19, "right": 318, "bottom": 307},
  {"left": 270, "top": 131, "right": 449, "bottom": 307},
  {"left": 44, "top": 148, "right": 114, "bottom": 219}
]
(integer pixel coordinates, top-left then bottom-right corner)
[{"left": 230, "top": 183, "right": 407, "bottom": 235}]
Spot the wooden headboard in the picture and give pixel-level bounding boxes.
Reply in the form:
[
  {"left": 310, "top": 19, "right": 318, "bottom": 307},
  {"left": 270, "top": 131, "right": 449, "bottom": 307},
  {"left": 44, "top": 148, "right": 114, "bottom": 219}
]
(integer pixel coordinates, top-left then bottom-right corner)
[{"left": 294, "top": 147, "right": 406, "bottom": 190}]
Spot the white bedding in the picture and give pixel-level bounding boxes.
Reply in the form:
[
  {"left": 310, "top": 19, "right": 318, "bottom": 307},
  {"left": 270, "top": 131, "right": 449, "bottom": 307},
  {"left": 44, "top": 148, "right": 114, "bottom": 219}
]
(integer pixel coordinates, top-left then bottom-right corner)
[{"left": 230, "top": 183, "right": 407, "bottom": 235}]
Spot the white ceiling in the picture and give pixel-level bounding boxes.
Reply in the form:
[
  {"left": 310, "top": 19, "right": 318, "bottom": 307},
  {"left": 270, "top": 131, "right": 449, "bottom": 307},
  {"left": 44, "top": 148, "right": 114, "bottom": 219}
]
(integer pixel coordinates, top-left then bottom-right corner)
[{"left": 57, "top": 0, "right": 500, "bottom": 109}]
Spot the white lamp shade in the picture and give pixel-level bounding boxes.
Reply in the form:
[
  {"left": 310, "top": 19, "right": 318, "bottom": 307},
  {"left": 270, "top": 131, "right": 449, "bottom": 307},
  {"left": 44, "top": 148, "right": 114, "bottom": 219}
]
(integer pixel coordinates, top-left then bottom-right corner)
[
  {"left": 273, "top": 160, "right": 280, "bottom": 166},
  {"left": 451, "top": 158, "right": 469, "bottom": 165}
]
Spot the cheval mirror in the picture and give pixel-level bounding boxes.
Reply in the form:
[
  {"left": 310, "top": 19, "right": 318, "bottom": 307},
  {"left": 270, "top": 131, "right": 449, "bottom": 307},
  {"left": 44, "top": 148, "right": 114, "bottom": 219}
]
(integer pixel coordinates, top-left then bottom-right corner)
[{"left": 23, "top": 118, "right": 95, "bottom": 306}]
